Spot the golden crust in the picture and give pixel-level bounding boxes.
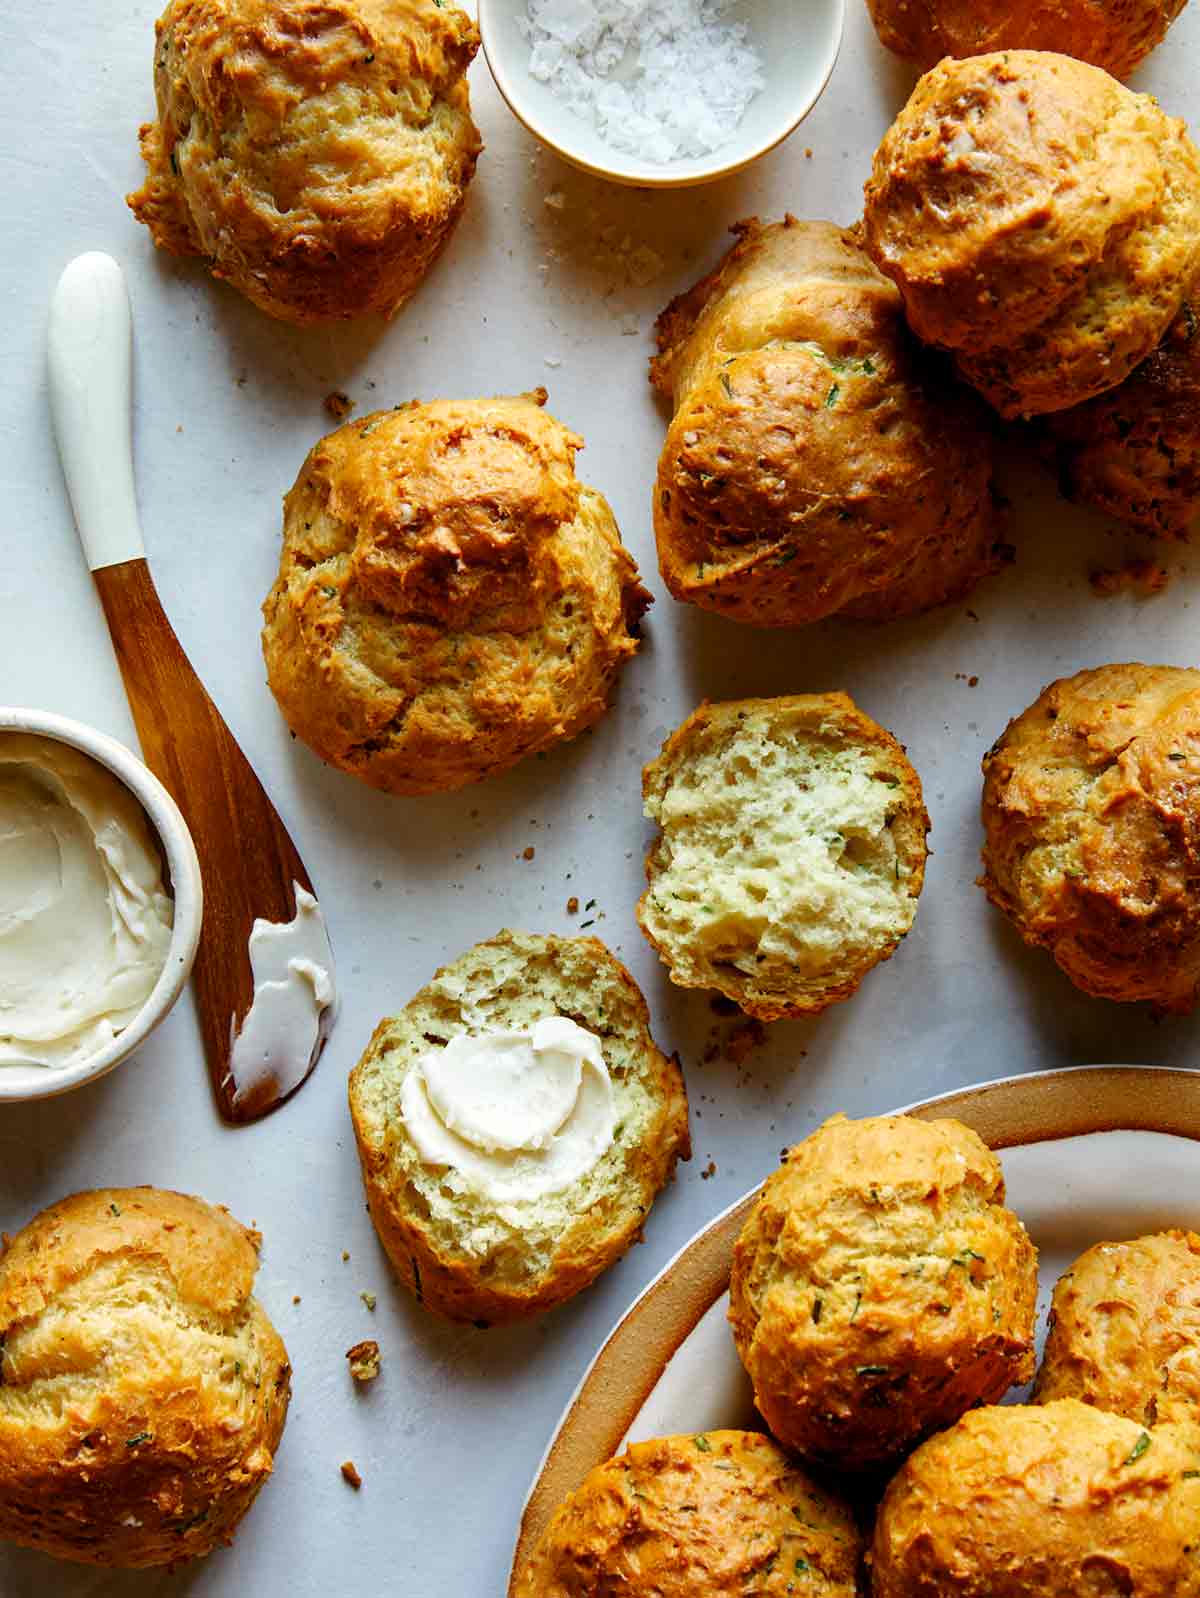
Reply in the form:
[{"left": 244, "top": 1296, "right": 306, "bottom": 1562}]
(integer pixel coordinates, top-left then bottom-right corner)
[
  {"left": 980, "top": 663, "right": 1200, "bottom": 1010},
  {"left": 0, "top": 1188, "right": 290, "bottom": 1569},
  {"left": 127, "top": 0, "right": 482, "bottom": 323},
  {"left": 1035, "top": 1231, "right": 1200, "bottom": 1425},
  {"left": 651, "top": 217, "right": 1001, "bottom": 626},
  {"left": 863, "top": 52, "right": 1200, "bottom": 417},
  {"left": 262, "top": 393, "right": 649, "bottom": 796},
  {"left": 864, "top": 0, "right": 1188, "bottom": 78},
  {"left": 729, "top": 1115, "right": 1038, "bottom": 1471},
  {"left": 638, "top": 695, "right": 930, "bottom": 1020},
  {"left": 1038, "top": 281, "right": 1200, "bottom": 537},
  {"left": 512, "top": 1430, "right": 863, "bottom": 1598},
  {"left": 870, "top": 1400, "right": 1200, "bottom": 1597},
  {"left": 348, "top": 930, "right": 690, "bottom": 1326}
]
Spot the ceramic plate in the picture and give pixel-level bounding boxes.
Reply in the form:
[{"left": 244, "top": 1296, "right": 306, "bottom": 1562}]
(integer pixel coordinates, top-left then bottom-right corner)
[{"left": 508, "top": 1065, "right": 1200, "bottom": 1588}]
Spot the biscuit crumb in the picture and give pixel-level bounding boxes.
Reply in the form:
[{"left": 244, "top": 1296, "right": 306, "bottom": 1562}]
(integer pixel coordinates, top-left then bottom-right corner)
[
  {"left": 567, "top": 896, "right": 579, "bottom": 913},
  {"left": 700, "top": 1159, "right": 718, "bottom": 1180},
  {"left": 325, "top": 390, "right": 355, "bottom": 420},
  {"left": 292, "top": 1295, "right": 301, "bottom": 1305},
  {"left": 523, "top": 846, "right": 536, "bottom": 861},
  {"left": 725, "top": 1019, "right": 767, "bottom": 1065},
  {"left": 804, "top": 147, "right": 813, "bottom": 158},
  {"left": 1090, "top": 558, "right": 1170, "bottom": 597},
  {"left": 346, "top": 1340, "right": 381, "bottom": 1383},
  {"left": 360, "top": 1291, "right": 377, "bottom": 1312},
  {"left": 342, "top": 1250, "right": 350, "bottom": 1262},
  {"left": 341, "top": 1460, "right": 363, "bottom": 1489}
]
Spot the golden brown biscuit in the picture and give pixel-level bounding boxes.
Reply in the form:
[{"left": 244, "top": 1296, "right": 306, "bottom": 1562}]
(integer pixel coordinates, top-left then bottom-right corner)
[
  {"left": 348, "top": 930, "right": 689, "bottom": 1325},
  {"left": 864, "top": 0, "right": 1188, "bottom": 78},
  {"left": 0, "top": 1188, "right": 289, "bottom": 1568},
  {"left": 513, "top": 1430, "right": 862, "bottom": 1598},
  {"left": 981, "top": 663, "right": 1200, "bottom": 1010},
  {"left": 650, "top": 217, "right": 1002, "bottom": 626},
  {"left": 863, "top": 52, "right": 1200, "bottom": 417},
  {"left": 1038, "top": 281, "right": 1200, "bottom": 537},
  {"left": 128, "top": 0, "right": 482, "bottom": 323},
  {"left": 870, "top": 1400, "right": 1200, "bottom": 1597},
  {"left": 638, "top": 695, "right": 929, "bottom": 1020},
  {"left": 1035, "top": 1231, "right": 1200, "bottom": 1425},
  {"left": 262, "top": 392, "right": 649, "bottom": 796},
  {"left": 729, "top": 1114, "right": 1038, "bottom": 1471}
]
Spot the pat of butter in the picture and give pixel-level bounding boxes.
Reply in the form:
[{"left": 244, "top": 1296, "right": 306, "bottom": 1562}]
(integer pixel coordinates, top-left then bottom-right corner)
[
  {"left": 0, "top": 733, "right": 174, "bottom": 1069},
  {"left": 401, "top": 1016, "right": 615, "bottom": 1202}
]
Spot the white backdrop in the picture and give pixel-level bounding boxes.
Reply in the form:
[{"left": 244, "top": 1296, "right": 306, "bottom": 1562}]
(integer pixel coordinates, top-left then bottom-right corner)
[{"left": 1, "top": 2, "right": 1198, "bottom": 1592}]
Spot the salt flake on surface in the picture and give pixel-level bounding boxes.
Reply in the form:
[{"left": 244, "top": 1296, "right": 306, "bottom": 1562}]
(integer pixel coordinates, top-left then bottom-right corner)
[{"left": 521, "top": 0, "right": 765, "bottom": 165}]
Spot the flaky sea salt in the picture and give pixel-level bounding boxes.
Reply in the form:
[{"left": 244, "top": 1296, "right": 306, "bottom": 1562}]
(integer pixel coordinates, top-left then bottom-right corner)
[{"left": 521, "top": 0, "right": 765, "bottom": 165}]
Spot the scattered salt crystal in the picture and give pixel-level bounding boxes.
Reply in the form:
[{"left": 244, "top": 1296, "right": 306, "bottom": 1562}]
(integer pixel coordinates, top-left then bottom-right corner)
[
  {"left": 545, "top": 356, "right": 563, "bottom": 367},
  {"left": 521, "top": 0, "right": 765, "bottom": 165},
  {"left": 544, "top": 189, "right": 567, "bottom": 209}
]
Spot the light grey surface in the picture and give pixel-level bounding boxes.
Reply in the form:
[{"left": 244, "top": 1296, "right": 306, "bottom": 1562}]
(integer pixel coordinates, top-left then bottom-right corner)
[{"left": 1, "top": 3, "right": 1199, "bottom": 1593}]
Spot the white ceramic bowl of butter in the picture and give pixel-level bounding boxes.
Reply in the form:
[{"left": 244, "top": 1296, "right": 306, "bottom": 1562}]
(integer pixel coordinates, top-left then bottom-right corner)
[
  {"left": 478, "top": 0, "right": 845, "bottom": 188},
  {"left": 0, "top": 708, "right": 202, "bottom": 1102}
]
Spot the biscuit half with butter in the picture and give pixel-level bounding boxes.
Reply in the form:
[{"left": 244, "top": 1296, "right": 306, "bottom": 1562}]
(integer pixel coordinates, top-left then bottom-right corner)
[{"left": 348, "top": 930, "right": 690, "bottom": 1325}]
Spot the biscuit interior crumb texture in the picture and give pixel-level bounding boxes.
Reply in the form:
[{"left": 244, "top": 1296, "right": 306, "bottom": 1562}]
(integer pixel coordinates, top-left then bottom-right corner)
[
  {"left": 729, "top": 1115, "right": 1039, "bottom": 1470},
  {"left": 127, "top": 0, "right": 483, "bottom": 323},
  {"left": 514, "top": 1429, "right": 862, "bottom": 1598},
  {"left": 262, "top": 393, "right": 650, "bottom": 796},
  {"left": 639, "top": 696, "right": 928, "bottom": 1019},
  {"left": 0, "top": 1188, "right": 291, "bottom": 1569},
  {"left": 521, "top": 0, "right": 764, "bottom": 164},
  {"left": 349, "top": 930, "right": 689, "bottom": 1324}
]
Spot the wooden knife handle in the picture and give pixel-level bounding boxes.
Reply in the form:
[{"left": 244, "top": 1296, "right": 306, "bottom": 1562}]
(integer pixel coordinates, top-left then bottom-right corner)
[{"left": 93, "top": 558, "right": 317, "bottom": 1123}]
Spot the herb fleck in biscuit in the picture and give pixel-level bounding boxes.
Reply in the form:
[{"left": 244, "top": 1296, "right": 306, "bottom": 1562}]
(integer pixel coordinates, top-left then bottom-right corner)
[
  {"left": 638, "top": 695, "right": 928, "bottom": 1020},
  {"left": 128, "top": 0, "right": 482, "bottom": 323},
  {"left": 513, "top": 1430, "right": 862, "bottom": 1598},
  {"left": 651, "top": 217, "right": 1002, "bottom": 626},
  {"left": 729, "top": 1114, "right": 1038, "bottom": 1471},
  {"left": 0, "top": 1188, "right": 290, "bottom": 1568},
  {"left": 262, "top": 392, "right": 649, "bottom": 796},
  {"left": 981, "top": 663, "right": 1200, "bottom": 1010}
]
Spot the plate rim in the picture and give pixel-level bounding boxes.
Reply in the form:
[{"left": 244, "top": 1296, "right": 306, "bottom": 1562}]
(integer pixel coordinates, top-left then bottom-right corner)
[{"left": 507, "top": 1063, "right": 1200, "bottom": 1589}]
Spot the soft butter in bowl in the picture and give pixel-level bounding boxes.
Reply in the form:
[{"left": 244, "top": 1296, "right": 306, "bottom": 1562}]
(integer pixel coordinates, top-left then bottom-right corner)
[
  {"left": 0, "top": 708, "right": 202, "bottom": 1102},
  {"left": 479, "top": 0, "right": 845, "bottom": 188}
]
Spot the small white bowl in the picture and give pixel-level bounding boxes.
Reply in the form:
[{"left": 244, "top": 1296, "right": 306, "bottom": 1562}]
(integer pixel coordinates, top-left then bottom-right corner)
[
  {"left": 479, "top": 0, "right": 846, "bottom": 188},
  {"left": 0, "top": 708, "right": 203, "bottom": 1103}
]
